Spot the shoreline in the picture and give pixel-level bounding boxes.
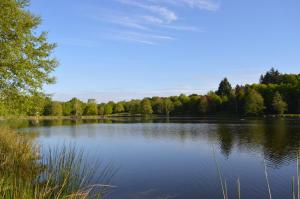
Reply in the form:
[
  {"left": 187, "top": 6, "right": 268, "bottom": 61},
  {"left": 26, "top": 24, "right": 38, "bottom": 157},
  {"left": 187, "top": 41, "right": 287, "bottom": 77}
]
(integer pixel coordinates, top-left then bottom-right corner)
[{"left": 1, "top": 114, "right": 300, "bottom": 121}]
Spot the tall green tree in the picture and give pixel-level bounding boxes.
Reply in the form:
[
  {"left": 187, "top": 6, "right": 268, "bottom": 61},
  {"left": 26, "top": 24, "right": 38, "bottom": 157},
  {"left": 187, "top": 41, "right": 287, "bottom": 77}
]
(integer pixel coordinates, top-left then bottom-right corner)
[
  {"left": 198, "top": 96, "right": 208, "bottom": 114},
  {"left": 84, "top": 102, "right": 98, "bottom": 115},
  {"left": 128, "top": 100, "right": 141, "bottom": 114},
  {"left": 207, "top": 92, "right": 222, "bottom": 113},
  {"left": 151, "top": 97, "right": 164, "bottom": 114},
  {"left": 272, "top": 92, "right": 287, "bottom": 114},
  {"left": 62, "top": 102, "right": 72, "bottom": 116},
  {"left": 243, "top": 88, "right": 265, "bottom": 115},
  {"left": 50, "top": 102, "right": 63, "bottom": 116},
  {"left": 97, "top": 104, "right": 105, "bottom": 116},
  {"left": 260, "top": 68, "right": 282, "bottom": 84},
  {"left": 114, "top": 102, "right": 125, "bottom": 113},
  {"left": 162, "top": 98, "right": 174, "bottom": 116},
  {"left": 0, "top": 0, "right": 58, "bottom": 115},
  {"left": 140, "top": 99, "right": 153, "bottom": 115},
  {"left": 69, "top": 98, "right": 83, "bottom": 117},
  {"left": 217, "top": 78, "right": 232, "bottom": 97},
  {"left": 104, "top": 104, "right": 113, "bottom": 115}
]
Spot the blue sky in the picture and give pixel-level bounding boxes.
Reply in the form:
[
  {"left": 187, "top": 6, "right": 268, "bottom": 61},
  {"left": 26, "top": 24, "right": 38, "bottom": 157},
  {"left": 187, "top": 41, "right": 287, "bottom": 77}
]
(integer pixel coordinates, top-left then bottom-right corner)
[{"left": 30, "top": 0, "right": 300, "bottom": 102}]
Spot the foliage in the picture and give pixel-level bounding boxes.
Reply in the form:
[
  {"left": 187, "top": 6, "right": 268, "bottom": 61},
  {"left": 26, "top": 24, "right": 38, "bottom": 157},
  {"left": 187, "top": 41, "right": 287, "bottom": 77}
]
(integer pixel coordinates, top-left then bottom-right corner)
[
  {"left": 104, "top": 104, "right": 113, "bottom": 115},
  {"left": 198, "top": 96, "right": 208, "bottom": 114},
  {"left": 114, "top": 102, "right": 125, "bottom": 113},
  {"left": 84, "top": 102, "right": 98, "bottom": 116},
  {"left": 260, "top": 68, "right": 282, "bottom": 84},
  {"left": 243, "top": 88, "right": 265, "bottom": 116},
  {"left": 69, "top": 98, "right": 83, "bottom": 117},
  {"left": 217, "top": 78, "right": 232, "bottom": 97},
  {"left": 0, "top": 0, "right": 58, "bottom": 115},
  {"left": 272, "top": 92, "right": 287, "bottom": 114},
  {"left": 140, "top": 99, "right": 153, "bottom": 115}
]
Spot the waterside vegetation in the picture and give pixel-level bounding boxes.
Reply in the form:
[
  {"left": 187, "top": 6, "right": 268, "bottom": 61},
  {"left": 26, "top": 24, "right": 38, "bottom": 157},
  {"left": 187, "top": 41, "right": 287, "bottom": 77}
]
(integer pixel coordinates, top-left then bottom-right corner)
[{"left": 0, "top": 127, "right": 114, "bottom": 199}]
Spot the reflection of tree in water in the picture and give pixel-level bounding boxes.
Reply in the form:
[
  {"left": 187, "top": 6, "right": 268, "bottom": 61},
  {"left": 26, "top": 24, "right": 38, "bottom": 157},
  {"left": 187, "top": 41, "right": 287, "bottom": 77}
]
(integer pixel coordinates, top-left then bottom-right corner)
[
  {"left": 216, "top": 124, "right": 234, "bottom": 158},
  {"left": 15, "top": 117, "right": 300, "bottom": 167},
  {"left": 261, "top": 119, "right": 300, "bottom": 167},
  {"left": 216, "top": 118, "right": 300, "bottom": 167}
]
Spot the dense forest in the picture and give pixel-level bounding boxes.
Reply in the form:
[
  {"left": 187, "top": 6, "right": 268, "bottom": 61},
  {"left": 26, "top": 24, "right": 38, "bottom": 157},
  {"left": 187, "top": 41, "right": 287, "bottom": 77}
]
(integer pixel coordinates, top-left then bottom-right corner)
[{"left": 1, "top": 68, "right": 299, "bottom": 117}]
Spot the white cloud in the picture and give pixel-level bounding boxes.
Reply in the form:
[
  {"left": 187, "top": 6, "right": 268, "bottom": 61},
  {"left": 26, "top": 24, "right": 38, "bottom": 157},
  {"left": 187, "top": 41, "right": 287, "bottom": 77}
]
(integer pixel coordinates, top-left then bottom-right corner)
[
  {"left": 162, "top": 24, "right": 203, "bottom": 32},
  {"left": 118, "top": 0, "right": 177, "bottom": 23},
  {"left": 177, "top": 0, "right": 220, "bottom": 11},
  {"left": 142, "top": 15, "right": 164, "bottom": 24},
  {"left": 84, "top": 0, "right": 219, "bottom": 45},
  {"left": 111, "top": 31, "right": 174, "bottom": 45},
  {"left": 110, "top": 16, "right": 149, "bottom": 30},
  {"left": 148, "top": 0, "right": 220, "bottom": 11}
]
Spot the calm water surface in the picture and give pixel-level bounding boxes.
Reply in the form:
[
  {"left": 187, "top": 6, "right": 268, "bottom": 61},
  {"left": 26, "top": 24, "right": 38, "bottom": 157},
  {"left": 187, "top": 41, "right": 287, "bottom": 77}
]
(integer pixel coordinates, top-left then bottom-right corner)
[{"left": 19, "top": 118, "right": 300, "bottom": 199}]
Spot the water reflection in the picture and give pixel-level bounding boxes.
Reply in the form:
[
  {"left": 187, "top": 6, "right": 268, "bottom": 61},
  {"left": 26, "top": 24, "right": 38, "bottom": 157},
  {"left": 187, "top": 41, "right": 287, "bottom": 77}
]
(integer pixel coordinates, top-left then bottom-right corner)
[
  {"left": 14, "top": 117, "right": 300, "bottom": 199},
  {"left": 13, "top": 117, "right": 300, "bottom": 167}
]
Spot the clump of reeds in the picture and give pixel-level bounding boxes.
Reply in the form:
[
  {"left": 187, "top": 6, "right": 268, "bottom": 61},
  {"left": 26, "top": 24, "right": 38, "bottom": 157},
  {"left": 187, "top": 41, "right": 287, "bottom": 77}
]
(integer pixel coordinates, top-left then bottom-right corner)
[{"left": 0, "top": 127, "right": 115, "bottom": 199}]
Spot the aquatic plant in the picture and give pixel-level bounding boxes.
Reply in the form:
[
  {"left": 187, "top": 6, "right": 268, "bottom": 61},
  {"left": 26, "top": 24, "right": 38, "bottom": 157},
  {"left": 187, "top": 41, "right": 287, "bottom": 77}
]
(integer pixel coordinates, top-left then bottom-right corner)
[{"left": 0, "top": 127, "right": 115, "bottom": 199}]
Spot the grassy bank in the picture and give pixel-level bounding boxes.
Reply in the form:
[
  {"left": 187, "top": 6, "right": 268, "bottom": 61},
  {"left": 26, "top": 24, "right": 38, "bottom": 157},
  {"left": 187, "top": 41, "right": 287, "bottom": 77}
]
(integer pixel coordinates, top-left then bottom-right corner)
[{"left": 0, "top": 127, "right": 114, "bottom": 199}]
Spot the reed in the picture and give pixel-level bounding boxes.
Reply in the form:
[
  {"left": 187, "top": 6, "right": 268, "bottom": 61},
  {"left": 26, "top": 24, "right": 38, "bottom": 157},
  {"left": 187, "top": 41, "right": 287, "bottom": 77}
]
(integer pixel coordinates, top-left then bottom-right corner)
[{"left": 0, "top": 127, "right": 115, "bottom": 199}]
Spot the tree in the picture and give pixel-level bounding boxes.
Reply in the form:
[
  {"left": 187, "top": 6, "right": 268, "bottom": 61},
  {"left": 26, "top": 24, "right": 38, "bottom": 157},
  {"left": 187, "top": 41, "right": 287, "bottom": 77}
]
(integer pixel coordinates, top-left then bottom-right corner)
[
  {"left": 26, "top": 93, "right": 48, "bottom": 116},
  {"left": 140, "top": 99, "right": 153, "bottom": 115},
  {"left": 104, "top": 104, "right": 113, "bottom": 115},
  {"left": 172, "top": 99, "right": 183, "bottom": 115},
  {"left": 151, "top": 97, "right": 164, "bottom": 114},
  {"left": 128, "top": 100, "right": 141, "bottom": 114},
  {"left": 0, "top": 0, "right": 58, "bottom": 114},
  {"left": 69, "top": 98, "right": 83, "bottom": 117},
  {"left": 207, "top": 92, "right": 222, "bottom": 113},
  {"left": 97, "top": 104, "right": 105, "bottom": 116},
  {"left": 272, "top": 92, "right": 287, "bottom": 114},
  {"left": 235, "top": 85, "right": 246, "bottom": 114},
  {"left": 62, "top": 102, "right": 72, "bottom": 116},
  {"left": 162, "top": 98, "right": 174, "bottom": 116},
  {"left": 188, "top": 95, "right": 200, "bottom": 114},
  {"left": 260, "top": 68, "right": 282, "bottom": 84},
  {"left": 84, "top": 102, "right": 98, "bottom": 115},
  {"left": 243, "top": 89, "right": 264, "bottom": 115},
  {"left": 198, "top": 96, "right": 208, "bottom": 114},
  {"left": 217, "top": 78, "right": 232, "bottom": 97},
  {"left": 50, "top": 102, "right": 63, "bottom": 116},
  {"left": 114, "top": 103, "right": 125, "bottom": 113}
]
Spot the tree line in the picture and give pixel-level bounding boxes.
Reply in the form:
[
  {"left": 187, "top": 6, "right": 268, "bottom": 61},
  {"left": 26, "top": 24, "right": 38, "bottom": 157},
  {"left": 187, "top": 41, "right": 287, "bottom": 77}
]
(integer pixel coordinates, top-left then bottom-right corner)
[
  {"left": 6, "top": 68, "right": 298, "bottom": 117},
  {"left": 1, "top": 1, "right": 299, "bottom": 117}
]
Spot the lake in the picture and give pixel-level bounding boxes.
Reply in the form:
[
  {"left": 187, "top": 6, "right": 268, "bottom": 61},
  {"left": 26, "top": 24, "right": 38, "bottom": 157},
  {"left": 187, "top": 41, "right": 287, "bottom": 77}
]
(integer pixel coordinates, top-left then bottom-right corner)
[{"left": 19, "top": 117, "right": 300, "bottom": 199}]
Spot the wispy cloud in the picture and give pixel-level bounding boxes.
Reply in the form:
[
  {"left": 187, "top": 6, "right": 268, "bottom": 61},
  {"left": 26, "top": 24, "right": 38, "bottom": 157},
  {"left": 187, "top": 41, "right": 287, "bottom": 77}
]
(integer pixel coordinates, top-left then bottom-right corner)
[
  {"left": 142, "top": 15, "right": 164, "bottom": 25},
  {"left": 119, "top": 0, "right": 178, "bottom": 23},
  {"left": 83, "top": 0, "right": 220, "bottom": 45},
  {"left": 111, "top": 31, "right": 175, "bottom": 45},
  {"left": 162, "top": 25, "right": 203, "bottom": 32},
  {"left": 176, "top": 0, "right": 220, "bottom": 11},
  {"left": 148, "top": 0, "right": 220, "bottom": 11}
]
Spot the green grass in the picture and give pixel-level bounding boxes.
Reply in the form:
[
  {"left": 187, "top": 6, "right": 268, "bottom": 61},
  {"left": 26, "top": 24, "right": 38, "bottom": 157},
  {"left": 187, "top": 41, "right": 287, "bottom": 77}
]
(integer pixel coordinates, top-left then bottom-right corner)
[{"left": 0, "top": 127, "right": 115, "bottom": 199}]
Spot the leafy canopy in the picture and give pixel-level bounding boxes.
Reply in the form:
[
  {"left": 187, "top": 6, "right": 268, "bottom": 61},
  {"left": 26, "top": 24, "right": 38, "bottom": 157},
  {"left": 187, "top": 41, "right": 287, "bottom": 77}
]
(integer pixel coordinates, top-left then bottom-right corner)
[{"left": 0, "top": 0, "right": 57, "bottom": 114}]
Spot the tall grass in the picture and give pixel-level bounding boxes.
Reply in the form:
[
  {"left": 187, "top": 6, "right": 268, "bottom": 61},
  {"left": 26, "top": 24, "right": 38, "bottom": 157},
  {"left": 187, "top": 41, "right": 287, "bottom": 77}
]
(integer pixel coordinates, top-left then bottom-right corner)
[{"left": 0, "top": 127, "right": 115, "bottom": 199}]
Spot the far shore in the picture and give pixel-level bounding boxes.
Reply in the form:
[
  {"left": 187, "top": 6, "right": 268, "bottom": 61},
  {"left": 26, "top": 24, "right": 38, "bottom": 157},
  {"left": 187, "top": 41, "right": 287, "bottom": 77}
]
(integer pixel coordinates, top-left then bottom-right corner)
[{"left": 1, "top": 113, "right": 300, "bottom": 121}]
